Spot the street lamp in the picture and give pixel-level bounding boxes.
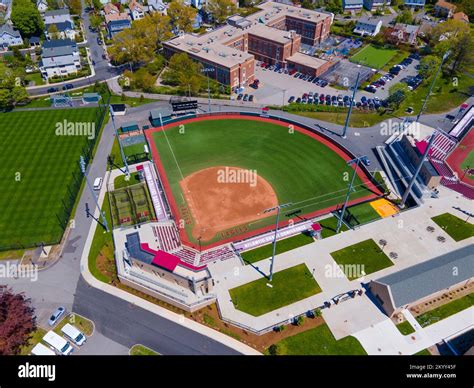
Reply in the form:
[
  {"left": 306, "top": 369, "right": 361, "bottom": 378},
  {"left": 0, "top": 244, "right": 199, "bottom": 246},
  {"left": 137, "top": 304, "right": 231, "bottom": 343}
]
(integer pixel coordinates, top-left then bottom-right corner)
[
  {"left": 263, "top": 202, "right": 293, "bottom": 283},
  {"left": 336, "top": 155, "right": 368, "bottom": 233},
  {"left": 201, "top": 68, "right": 215, "bottom": 113}
]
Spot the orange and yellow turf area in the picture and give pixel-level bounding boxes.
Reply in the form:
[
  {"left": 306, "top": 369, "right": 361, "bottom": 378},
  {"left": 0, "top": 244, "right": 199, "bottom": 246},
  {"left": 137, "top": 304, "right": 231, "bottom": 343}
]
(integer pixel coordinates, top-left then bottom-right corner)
[{"left": 369, "top": 198, "right": 399, "bottom": 218}]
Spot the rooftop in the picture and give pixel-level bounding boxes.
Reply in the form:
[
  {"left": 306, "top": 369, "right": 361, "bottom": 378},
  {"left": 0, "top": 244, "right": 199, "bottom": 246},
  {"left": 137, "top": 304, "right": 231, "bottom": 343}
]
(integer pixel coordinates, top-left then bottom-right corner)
[{"left": 287, "top": 51, "right": 329, "bottom": 68}]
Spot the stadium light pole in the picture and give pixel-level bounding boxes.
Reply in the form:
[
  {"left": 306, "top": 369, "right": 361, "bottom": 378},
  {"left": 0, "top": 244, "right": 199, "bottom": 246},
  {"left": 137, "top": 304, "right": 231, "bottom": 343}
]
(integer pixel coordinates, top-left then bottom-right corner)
[
  {"left": 109, "top": 105, "right": 130, "bottom": 178},
  {"left": 400, "top": 131, "right": 437, "bottom": 207},
  {"left": 79, "top": 156, "right": 109, "bottom": 232},
  {"left": 416, "top": 50, "right": 450, "bottom": 123},
  {"left": 264, "top": 202, "right": 293, "bottom": 283},
  {"left": 341, "top": 71, "right": 361, "bottom": 138},
  {"left": 336, "top": 155, "right": 368, "bottom": 233},
  {"left": 201, "top": 68, "right": 215, "bottom": 113}
]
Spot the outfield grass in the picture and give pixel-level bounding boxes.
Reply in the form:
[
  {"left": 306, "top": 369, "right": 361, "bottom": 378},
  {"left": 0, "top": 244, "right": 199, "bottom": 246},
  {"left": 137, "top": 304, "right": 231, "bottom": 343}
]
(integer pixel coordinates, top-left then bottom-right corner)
[
  {"left": 461, "top": 149, "right": 474, "bottom": 170},
  {"left": 330, "top": 239, "right": 393, "bottom": 280},
  {"left": 152, "top": 119, "right": 373, "bottom": 245},
  {"left": 350, "top": 44, "right": 397, "bottom": 69},
  {"left": 0, "top": 108, "right": 98, "bottom": 249},
  {"left": 271, "top": 323, "right": 367, "bottom": 355},
  {"left": 229, "top": 264, "right": 321, "bottom": 316},
  {"left": 396, "top": 320, "right": 415, "bottom": 336},
  {"left": 431, "top": 213, "right": 474, "bottom": 241},
  {"left": 241, "top": 233, "right": 314, "bottom": 265},
  {"left": 416, "top": 293, "right": 474, "bottom": 328}
]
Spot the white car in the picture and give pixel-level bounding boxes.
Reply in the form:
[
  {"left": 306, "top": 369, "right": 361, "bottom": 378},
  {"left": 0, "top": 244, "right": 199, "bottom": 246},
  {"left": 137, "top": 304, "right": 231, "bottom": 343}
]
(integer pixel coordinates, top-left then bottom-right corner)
[{"left": 61, "top": 323, "right": 87, "bottom": 346}]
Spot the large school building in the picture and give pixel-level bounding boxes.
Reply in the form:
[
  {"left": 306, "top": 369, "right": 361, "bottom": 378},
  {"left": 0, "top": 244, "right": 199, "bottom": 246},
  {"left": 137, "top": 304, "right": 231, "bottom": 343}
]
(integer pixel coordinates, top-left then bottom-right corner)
[{"left": 163, "top": 2, "right": 334, "bottom": 89}]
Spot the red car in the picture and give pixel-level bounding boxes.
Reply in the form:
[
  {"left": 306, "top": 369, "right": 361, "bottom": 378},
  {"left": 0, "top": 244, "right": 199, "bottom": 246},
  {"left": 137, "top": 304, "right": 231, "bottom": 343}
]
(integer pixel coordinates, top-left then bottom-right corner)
[
  {"left": 260, "top": 63, "right": 267, "bottom": 68},
  {"left": 289, "top": 69, "right": 297, "bottom": 75}
]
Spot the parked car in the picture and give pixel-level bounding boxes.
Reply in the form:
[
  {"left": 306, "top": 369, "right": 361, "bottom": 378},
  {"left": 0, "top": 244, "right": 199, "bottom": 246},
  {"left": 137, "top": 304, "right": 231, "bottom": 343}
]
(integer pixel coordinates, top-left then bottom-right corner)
[
  {"left": 296, "top": 97, "right": 302, "bottom": 103},
  {"left": 47, "top": 87, "right": 59, "bottom": 93},
  {"left": 243, "top": 94, "right": 249, "bottom": 101},
  {"left": 288, "top": 96, "right": 295, "bottom": 103},
  {"left": 237, "top": 93, "right": 243, "bottom": 100},
  {"left": 249, "top": 95, "right": 254, "bottom": 102},
  {"left": 63, "top": 83, "right": 74, "bottom": 90},
  {"left": 48, "top": 307, "right": 65, "bottom": 327}
]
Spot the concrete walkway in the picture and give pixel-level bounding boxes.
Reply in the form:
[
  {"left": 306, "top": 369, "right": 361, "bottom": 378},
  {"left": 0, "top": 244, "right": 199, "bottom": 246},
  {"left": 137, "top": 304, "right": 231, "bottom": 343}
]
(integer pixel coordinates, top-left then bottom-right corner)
[
  {"left": 80, "top": 170, "right": 261, "bottom": 355},
  {"left": 353, "top": 307, "right": 473, "bottom": 355}
]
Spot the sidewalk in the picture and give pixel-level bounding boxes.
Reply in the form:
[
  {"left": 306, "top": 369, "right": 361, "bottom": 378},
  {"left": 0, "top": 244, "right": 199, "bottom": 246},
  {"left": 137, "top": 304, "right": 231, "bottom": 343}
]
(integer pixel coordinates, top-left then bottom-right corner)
[{"left": 80, "top": 170, "right": 261, "bottom": 355}]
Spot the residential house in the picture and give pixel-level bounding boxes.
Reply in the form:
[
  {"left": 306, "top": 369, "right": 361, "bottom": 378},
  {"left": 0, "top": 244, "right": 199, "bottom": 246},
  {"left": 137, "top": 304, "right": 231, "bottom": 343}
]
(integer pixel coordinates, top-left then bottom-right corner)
[
  {"left": 404, "top": 0, "right": 425, "bottom": 8},
  {"left": 39, "top": 39, "right": 81, "bottom": 79},
  {"left": 0, "top": 0, "right": 12, "bottom": 19},
  {"left": 129, "top": 0, "right": 145, "bottom": 20},
  {"left": 105, "top": 13, "right": 131, "bottom": 38},
  {"left": 0, "top": 23, "right": 23, "bottom": 49},
  {"left": 103, "top": 2, "right": 120, "bottom": 15},
  {"left": 43, "top": 8, "right": 73, "bottom": 25},
  {"left": 147, "top": 0, "right": 167, "bottom": 14},
  {"left": 384, "top": 23, "right": 420, "bottom": 45},
  {"left": 363, "top": 0, "right": 390, "bottom": 11},
  {"left": 45, "top": 20, "right": 76, "bottom": 40},
  {"left": 452, "top": 12, "right": 469, "bottom": 24},
  {"left": 37, "top": 0, "right": 48, "bottom": 13},
  {"left": 434, "top": 0, "right": 456, "bottom": 18},
  {"left": 342, "top": 0, "right": 363, "bottom": 11},
  {"left": 353, "top": 17, "right": 383, "bottom": 37}
]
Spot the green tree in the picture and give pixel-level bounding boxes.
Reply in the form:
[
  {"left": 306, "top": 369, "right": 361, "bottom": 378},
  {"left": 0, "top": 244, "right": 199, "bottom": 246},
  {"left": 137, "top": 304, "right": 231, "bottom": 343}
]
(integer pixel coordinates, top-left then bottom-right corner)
[
  {"left": 10, "top": 86, "right": 29, "bottom": 105},
  {"left": 48, "top": 24, "right": 60, "bottom": 39},
  {"left": 418, "top": 55, "right": 441, "bottom": 79},
  {"left": 207, "top": 0, "right": 238, "bottom": 24},
  {"left": 162, "top": 52, "right": 204, "bottom": 95},
  {"left": 11, "top": 0, "right": 44, "bottom": 37},
  {"left": 168, "top": 0, "right": 197, "bottom": 32},
  {"left": 395, "top": 10, "right": 414, "bottom": 24},
  {"left": 0, "top": 88, "right": 11, "bottom": 109},
  {"left": 66, "top": 0, "right": 82, "bottom": 15},
  {"left": 89, "top": 14, "right": 102, "bottom": 30},
  {"left": 267, "top": 344, "right": 281, "bottom": 355},
  {"left": 387, "top": 83, "right": 409, "bottom": 109}
]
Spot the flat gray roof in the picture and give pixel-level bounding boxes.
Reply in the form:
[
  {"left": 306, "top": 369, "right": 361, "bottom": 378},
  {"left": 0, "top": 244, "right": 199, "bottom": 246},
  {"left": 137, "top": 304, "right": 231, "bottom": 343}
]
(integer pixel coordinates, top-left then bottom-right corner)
[{"left": 373, "top": 245, "right": 474, "bottom": 308}]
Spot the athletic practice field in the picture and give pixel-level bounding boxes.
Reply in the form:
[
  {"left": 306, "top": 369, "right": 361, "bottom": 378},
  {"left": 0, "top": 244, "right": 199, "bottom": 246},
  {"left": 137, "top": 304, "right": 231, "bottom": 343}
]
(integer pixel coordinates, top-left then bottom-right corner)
[
  {"left": 147, "top": 116, "right": 378, "bottom": 247},
  {"left": 350, "top": 44, "right": 397, "bottom": 69},
  {"left": 0, "top": 108, "right": 98, "bottom": 249}
]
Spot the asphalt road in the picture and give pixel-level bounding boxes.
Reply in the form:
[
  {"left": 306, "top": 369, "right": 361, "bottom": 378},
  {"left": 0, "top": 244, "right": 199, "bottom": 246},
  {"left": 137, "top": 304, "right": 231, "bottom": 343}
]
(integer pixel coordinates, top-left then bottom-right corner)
[{"left": 73, "top": 277, "right": 241, "bottom": 355}]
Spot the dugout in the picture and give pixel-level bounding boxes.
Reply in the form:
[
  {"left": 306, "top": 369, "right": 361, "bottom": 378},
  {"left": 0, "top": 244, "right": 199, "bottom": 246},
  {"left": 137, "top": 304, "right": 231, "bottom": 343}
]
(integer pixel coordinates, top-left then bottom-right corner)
[
  {"left": 82, "top": 93, "right": 101, "bottom": 104},
  {"left": 121, "top": 121, "right": 139, "bottom": 133},
  {"left": 150, "top": 107, "right": 173, "bottom": 127}
]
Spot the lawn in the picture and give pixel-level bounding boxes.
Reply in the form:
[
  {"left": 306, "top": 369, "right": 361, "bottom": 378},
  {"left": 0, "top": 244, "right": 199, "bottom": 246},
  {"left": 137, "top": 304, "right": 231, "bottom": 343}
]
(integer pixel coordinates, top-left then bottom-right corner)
[
  {"left": 0, "top": 108, "right": 99, "bottom": 249},
  {"left": 416, "top": 293, "right": 474, "bottom": 328},
  {"left": 114, "top": 171, "right": 142, "bottom": 189},
  {"left": 19, "top": 327, "right": 47, "bottom": 355},
  {"left": 130, "top": 344, "right": 159, "bottom": 355},
  {"left": 350, "top": 44, "right": 397, "bottom": 69},
  {"left": 345, "top": 201, "right": 381, "bottom": 226},
  {"left": 319, "top": 216, "right": 349, "bottom": 238},
  {"left": 289, "top": 110, "right": 388, "bottom": 128},
  {"left": 271, "top": 323, "right": 367, "bottom": 355},
  {"left": 109, "top": 94, "right": 157, "bottom": 107},
  {"left": 431, "top": 213, "right": 474, "bottom": 241},
  {"left": 229, "top": 263, "right": 321, "bottom": 316},
  {"left": 241, "top": 233, "right": 314, "bottom": 265},
  {"left": 396, "top": 320, "right": 415, "bottom": 336},
  {"left": 151, "top": 119, "right": 374, "bottom": 245},
  {"left": 330, "top": 239, "right": 394, "bottom": 280},
  {"left": 53, "top": 313, "right": 94, "bottom": 336}
]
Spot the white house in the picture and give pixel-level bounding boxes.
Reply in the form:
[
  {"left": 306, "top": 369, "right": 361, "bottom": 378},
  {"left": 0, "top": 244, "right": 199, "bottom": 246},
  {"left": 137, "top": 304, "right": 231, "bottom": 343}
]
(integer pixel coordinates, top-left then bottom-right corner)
[
  {"left": 36, "top": 0, "right": 48, "bottom": 13},
  {"left": 353, "top": 17, "right": 383, "bottom": 37},
  {"left": 0, "top": 23, "right": 23, "bottom": 49},
  {"left": 45, "top": 20, "right": 76, "bottom": 40},
  {"left": 129, "top": 0, "right": 145, "bottom": 20},
  {"left": 39, "top": 39, "right": 81, "bottom": 79}
]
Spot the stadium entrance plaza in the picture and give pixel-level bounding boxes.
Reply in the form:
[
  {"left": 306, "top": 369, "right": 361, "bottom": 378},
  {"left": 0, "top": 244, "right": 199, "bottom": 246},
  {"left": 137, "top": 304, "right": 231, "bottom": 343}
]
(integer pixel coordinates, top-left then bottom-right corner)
[{"left": 209, "top": 186, "right": 473, "bottom": 350}]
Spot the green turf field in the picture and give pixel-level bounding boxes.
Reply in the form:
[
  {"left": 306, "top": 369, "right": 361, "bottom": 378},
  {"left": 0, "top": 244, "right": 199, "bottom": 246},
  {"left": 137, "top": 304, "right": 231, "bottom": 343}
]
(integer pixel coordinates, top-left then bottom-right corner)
[
  {"left": 330, "top": 239, "right": 393, "bottom": 280},
  {"left": 151, "top": 119, "right": 374, "bottom": 245},
  {"left": 460, "top": 148, "right": 473, "bottom": 170},
  {"left": 0, "top": 108, "right": 98, "bottom": 249},
  {"left": 229, "top": 263, "right": 321, "bottom": 316},
  {"left": 350, "top": 44, "right": 397, "bottom": 69},
  {"left": 431, "top": 213, "right": 474, "bottom": 241}
]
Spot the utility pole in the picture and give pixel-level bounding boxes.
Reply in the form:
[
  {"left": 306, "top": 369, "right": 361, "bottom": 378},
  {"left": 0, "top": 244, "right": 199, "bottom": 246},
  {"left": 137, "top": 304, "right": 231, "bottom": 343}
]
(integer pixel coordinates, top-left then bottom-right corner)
[
  {"left": 336, "top": 155, "right": 368, "bottom": 233},
  {"left": 263, "top": 202, "right": 293, "bottom": 283},
  {"left": 109, "top": 105, "right": 129, "bottom": 178},
  {"left": 400, "top": 131, "right": 437, "bottom": 207},
  {"left": 342, "top": 71, "right": 360, "bottom": 138},
  {"left": 416, "top": 50, "right": 450, "bottom": 123},
  {"left": 79, "top": 156, "right": 109, "bottom": 232}
]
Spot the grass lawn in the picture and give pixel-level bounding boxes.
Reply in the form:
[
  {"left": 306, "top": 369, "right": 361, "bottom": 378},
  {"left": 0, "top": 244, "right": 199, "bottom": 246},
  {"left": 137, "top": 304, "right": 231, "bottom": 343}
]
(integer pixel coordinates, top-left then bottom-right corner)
[
  {"left": 330, "top": 239, "right": 393, "bottom": 280},
  {"left": 350, "top": 44, "right": 397, "bottom": 69},
  {"left": 345, "top": 201, "right": 381, "bottom": 226},
  {"left": 229, "top": 263, "right": 321, "bottom": 316},
  {"left": 109, "top": 94, "right": 157, "bottom": 107},
  {"left": 151, "top": 119, "right": 373, "bottom": 246},
  {"left": 123, "top": 142, "right": 147, "bottom": 157},
  {"left": 241, "top": 233, "right": 314, "bottom": 265},
  {"left": 25, "top": 72, "right": 45, "bottom": 86},
  {"left": 431, "top": 213, "right": 474, "bottom": 241},
  {"left": 416, "top": 293, "right": 474, "bottom": 328},
  {"left": 0, "top": 249, "right": 25, "bottom": 260},
  {"left": 318, "top": 216, "right": 349, "bottom": 238},
  {"left": 53, "top": 313, "right": 94, "bottom": 336},
  {"left": 461, "top": 148, "right": 474, "bottom": 170},
  {"left": 19, "top": 327, "right": 47, "bottom": 355},
  {"left": 271, "top": 323, "right": 367, "bottom": 355},
  {"left": 114, "top": 171, "right": 142, "bottom": 189},
  {"left": 291, "top": 110, "right": 388, "bottom": 128},
  {"left": 130, "top": 344, "right": 159, "bottom": 355},
  {"left": 0, "top": 108, "right": 98, "bottom": 249},
  {"left": 396, "top": 320, "right": 415, "bottom": 336}
]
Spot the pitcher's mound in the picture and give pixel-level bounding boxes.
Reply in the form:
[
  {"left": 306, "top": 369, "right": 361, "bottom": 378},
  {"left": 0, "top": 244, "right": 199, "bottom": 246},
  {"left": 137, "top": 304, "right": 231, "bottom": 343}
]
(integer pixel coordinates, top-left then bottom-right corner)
[{"left": 180, "top": 166, "right": 278, "bottom": 241}]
